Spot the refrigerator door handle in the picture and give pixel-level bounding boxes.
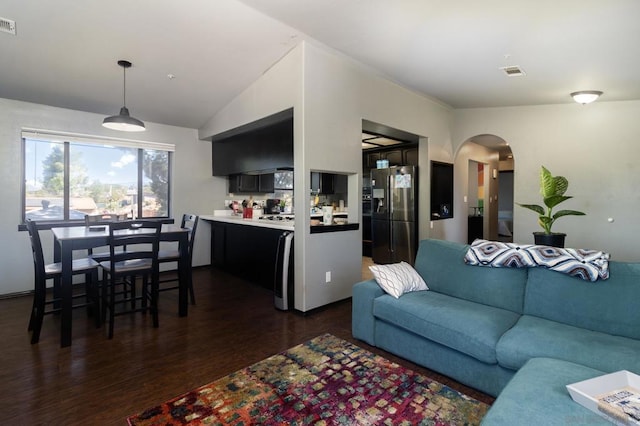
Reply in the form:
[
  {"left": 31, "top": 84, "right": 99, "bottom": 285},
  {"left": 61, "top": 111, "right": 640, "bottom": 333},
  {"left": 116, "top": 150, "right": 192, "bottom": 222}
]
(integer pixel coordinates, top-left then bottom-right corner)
[
  {"left": 388, "top": 174, "right": 394, "bottom": 256},
  {"left": 388, "top": 175, "right": 393, "bottom": 215}
]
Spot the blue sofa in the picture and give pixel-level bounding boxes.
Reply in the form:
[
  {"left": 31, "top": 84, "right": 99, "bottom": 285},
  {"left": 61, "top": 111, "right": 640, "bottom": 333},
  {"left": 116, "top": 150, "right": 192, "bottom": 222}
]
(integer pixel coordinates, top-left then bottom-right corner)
[{"left": 352, "top": 239, "right": 640, "bottom": 424}]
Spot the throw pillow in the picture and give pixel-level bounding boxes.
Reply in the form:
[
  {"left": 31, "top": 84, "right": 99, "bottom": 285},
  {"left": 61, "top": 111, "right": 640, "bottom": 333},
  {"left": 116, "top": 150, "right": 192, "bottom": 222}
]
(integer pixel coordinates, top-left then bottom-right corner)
[{"left": 369, "top": 261, "right": 429, "bottom": 298}]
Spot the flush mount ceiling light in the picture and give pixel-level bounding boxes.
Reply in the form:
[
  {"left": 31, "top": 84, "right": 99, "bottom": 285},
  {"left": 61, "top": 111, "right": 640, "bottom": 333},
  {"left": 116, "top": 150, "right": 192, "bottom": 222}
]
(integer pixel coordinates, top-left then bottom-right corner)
[
  {"left": 570, "top": 90, "right": 603, "bottom": 105},
  {"left": 102, "top": 60, "right": 145, "bottom": 132}
]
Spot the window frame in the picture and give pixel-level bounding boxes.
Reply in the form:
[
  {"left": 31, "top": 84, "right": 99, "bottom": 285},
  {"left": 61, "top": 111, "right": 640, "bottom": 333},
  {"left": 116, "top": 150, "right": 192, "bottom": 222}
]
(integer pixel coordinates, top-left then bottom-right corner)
[{"left": 20, "top": 129, "right": 174, "bottom": 228}]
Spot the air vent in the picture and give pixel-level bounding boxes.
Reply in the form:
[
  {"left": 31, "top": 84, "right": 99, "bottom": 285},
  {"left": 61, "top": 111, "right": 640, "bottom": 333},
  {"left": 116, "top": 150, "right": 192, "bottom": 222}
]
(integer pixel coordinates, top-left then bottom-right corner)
[
  {"left": 500, "top": 65, "right": 526, "bottom": 77},
  {"left": 0, "top": 17, "right": 16, "bottom": 35}
]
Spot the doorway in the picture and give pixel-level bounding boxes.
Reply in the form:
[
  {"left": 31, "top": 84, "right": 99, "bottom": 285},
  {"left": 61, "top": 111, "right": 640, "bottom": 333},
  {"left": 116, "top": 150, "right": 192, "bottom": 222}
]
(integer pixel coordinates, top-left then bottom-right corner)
[
  {"left": 456, "top": 134, "right": 514, "bottom": 244},
  {"left": 361, "top": 120, "right": 420, "bottom": 269},
  {"left": 467, "top": 160, "right": 488, "bottom": 243}
]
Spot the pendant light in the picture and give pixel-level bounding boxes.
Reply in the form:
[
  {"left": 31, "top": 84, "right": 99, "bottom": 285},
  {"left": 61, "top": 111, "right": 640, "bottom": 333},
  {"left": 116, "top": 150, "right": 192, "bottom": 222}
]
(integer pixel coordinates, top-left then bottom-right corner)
[{"left": 103, "top": 60, "right": 145, "bottom": 132}]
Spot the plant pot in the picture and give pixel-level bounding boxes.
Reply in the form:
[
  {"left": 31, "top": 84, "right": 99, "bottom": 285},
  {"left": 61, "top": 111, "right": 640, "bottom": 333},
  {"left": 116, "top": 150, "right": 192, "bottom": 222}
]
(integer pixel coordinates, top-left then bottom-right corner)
[{"left": 533, "top": 232, "right": 566, "bottom": 248}]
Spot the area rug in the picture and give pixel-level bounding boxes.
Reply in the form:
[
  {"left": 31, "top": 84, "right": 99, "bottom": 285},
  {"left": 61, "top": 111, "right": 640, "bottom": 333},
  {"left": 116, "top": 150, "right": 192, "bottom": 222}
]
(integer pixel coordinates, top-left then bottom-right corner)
[{"left": 127, "top": 334, "right": 489, "bottom": 425}]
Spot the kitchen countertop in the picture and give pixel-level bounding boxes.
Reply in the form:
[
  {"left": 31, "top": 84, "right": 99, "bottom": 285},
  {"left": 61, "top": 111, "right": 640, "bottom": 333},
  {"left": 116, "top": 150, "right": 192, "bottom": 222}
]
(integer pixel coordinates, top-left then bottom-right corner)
[
  {"left": 201, "top": 214, "right": 294, "bottom": 231},
  {"left": 310, "top": 222, "right": 359, "bottom": 234},
  {"left": 309, "top": 211, "right": 348, "bottom": 219}
]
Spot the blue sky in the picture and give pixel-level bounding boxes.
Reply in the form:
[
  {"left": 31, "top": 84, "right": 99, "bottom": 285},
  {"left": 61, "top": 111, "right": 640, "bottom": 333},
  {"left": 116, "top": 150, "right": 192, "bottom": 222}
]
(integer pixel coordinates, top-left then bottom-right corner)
[{"left": 25, "top": 139, "right": 138, "bottom": 189}]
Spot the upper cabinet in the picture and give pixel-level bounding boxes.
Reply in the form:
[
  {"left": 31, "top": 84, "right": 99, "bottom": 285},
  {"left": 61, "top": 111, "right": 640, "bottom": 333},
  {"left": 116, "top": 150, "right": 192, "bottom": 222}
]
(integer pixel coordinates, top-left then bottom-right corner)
[
  {"left": 363, "top": 143, "right": 419, "bottom": 174},
  {"left": 228, "top": 174, "right": 259, "bottom": 193},
  {"left": 259, "top": 173, "right": 275, "bottom": 193},
  {"left": 404, "top": 146, "right": 418, "bottom": 166},
  {"left": 212, "top": 108, "right": 294, "bottom": 176},
  {"left": 364, "top": 151, "right": 380, "bottom": 169},
  {"left": 311, "top": 172, "right": 334, "bottom": 194},
  {"left": 310, "top": 172, "right": 348, "bottom": 195},
  {"left": 383, "top": 149, "right": 403, "bottom": 166}
]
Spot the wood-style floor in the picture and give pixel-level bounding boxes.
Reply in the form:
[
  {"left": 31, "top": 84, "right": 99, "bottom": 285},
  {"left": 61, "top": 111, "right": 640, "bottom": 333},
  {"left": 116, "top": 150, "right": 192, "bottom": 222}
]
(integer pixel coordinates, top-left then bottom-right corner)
[{"left": 0, "top": 264, "right": 493, "bottom": 425}]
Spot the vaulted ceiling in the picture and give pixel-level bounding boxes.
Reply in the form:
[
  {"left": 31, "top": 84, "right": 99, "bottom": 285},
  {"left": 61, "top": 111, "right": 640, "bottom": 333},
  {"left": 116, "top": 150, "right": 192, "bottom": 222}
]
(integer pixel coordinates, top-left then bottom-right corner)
[{"left": 1, "top": 0, "right": 638, "bottom": 129}]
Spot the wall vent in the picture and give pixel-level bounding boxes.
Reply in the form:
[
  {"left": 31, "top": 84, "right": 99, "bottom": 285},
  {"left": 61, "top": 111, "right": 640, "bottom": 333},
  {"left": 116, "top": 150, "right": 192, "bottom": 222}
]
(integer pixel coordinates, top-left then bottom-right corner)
[
  {"left": 500, "top": 65, "right": 526, "bottom": 77},
  {"left": 0, "top": 17, "right": 16, "bottom": 35}
]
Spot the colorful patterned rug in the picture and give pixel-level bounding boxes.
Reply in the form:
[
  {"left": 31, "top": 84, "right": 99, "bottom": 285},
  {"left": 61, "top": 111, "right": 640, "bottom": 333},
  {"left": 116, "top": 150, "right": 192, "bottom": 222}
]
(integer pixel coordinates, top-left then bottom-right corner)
[{"left": 127, "top": 334, "right": 489, "bottom": 425}]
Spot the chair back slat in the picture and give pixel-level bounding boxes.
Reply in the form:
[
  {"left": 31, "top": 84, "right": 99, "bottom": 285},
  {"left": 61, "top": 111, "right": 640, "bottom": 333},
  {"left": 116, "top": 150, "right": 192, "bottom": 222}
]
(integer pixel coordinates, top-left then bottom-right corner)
[{"left": 108, "top": 221, "right": 161, "bottom": 275}]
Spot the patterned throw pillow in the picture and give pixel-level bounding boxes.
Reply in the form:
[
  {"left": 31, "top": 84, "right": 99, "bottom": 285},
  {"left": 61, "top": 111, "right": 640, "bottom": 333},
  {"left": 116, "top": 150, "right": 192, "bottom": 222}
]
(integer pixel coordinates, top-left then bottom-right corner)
[{"left": 369, "top": 261, "right": 429, "bottom": 298}]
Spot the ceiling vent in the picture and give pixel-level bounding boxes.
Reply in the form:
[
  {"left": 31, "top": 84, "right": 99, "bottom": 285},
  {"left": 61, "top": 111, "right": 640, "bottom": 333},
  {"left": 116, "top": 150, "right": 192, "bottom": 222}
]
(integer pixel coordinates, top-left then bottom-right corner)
[
  {"left": 500, "top": 65, "right": 526, "bottom": 77},
  {"left": 0, "top": 17, "right": 16, "bottom": 35}
]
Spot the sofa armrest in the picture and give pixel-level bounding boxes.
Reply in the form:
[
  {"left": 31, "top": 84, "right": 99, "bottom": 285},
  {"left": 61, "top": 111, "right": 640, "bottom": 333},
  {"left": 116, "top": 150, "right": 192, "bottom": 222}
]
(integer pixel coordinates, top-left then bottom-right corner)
[{"left": 352, "top": 279, "right": 384, "bottom": 346}]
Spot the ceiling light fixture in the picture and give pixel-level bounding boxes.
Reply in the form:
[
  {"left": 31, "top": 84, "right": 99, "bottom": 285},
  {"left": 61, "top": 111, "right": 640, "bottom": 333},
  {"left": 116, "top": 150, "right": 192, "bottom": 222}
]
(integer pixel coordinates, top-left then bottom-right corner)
[
  {"left": 102, "top": 60, "right": 145, "bottom": 132},
  {"left": 570, "top": 90, "right": 603, "bottom": 105}
]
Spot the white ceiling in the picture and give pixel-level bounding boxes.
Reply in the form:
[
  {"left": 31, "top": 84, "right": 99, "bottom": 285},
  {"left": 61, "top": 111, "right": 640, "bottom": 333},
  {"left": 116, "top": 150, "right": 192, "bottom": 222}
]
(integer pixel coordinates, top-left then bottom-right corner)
[{"left": 1, "top": 0, "right": 639, "bottom": 130}]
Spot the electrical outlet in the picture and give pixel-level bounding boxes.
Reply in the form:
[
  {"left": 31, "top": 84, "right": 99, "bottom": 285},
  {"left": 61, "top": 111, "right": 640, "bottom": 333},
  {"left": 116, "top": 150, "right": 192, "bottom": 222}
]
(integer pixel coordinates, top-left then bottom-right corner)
[{"left": 325, "top": 271, "right": 331, "bottom": 283}]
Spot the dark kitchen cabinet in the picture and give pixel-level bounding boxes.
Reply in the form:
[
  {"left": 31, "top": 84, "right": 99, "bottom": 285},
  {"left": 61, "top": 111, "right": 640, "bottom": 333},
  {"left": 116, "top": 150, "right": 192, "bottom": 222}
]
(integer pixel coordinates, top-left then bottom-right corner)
[
  {"left": 259, "top": 173, "right": 275, "bottom": 193},
  {"left": 209, "top": 221, "right": 291, "bottom": 291},
  {"left": 228, "top": 174, "right": 259, "bottom": 193},
  {"left": 362, "top": 143, "right": 419, "bottom": 174},
  {"left": 212, "top": 109, "right": 293, "bottom": 176},
  {"left": 382, "top": 149, "right": 403, "bottom": 166},
  {"left": 404, "top": 146, "right": 418, "bottom": 166},
  {"left": 334, "top": 174, "right": 348, "bottom": 194},
  {"left": 364, "top": 152, "right": 381, "bottom": 169},
  {"left": 210, "top": 222, "right": 226, "bottom": 267},
  {"left": 311, "top": 172, "right": 335, "bottom": 194}
]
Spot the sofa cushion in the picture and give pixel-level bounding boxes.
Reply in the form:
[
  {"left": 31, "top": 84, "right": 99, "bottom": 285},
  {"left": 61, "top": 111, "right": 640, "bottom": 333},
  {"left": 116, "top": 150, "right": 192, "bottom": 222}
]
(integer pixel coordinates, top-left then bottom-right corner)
[
  {"left": 524, "top": 262, "right": 640, "bottom": 339},
  {"left": 373, "top": 290, "right": 521, "bottom": 364},
  {"left": 369, "top": 261, "right": 428, "bottom": 298},
  {"left": 413, "top": 239, "right": 527, "bottom": 314},
  {"left": 497, "top": 315, "right": 640, "bottom": 373},
  {"left": 481, "top": 357, "right": 610, "bottom": 426}
]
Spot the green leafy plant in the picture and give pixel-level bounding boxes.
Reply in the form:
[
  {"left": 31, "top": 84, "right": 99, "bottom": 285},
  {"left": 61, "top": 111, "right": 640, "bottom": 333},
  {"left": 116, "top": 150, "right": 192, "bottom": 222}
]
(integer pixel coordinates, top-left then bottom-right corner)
[{"left": 518, "top": 166, "right": 585, "bottom": 234}]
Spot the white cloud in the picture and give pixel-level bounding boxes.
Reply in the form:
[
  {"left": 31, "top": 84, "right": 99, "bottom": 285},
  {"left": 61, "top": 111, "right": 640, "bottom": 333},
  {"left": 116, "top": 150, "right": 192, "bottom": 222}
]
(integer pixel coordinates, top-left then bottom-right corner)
[{"left": 111, "top": 153, "right": 136, "bottom": 169}]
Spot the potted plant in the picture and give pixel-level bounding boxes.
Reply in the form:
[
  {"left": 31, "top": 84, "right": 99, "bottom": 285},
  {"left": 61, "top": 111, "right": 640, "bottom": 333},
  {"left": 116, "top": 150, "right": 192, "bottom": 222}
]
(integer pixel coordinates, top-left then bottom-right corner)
[{"left": 518, "top": 166, "right": 585, "bottom": 247}]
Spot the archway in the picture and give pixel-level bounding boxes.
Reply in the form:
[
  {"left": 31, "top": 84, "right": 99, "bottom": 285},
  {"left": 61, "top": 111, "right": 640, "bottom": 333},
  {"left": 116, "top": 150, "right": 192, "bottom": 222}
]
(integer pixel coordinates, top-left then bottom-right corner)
[{"left": 454, "top": 134, "right": 514, "bottom": 243}]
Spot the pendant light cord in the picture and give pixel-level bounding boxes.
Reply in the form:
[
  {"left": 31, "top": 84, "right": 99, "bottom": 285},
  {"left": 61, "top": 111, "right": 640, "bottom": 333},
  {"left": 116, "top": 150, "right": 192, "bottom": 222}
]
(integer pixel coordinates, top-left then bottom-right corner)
[{"left": 122, "top": 65, "right": 127, "bottom": 107}]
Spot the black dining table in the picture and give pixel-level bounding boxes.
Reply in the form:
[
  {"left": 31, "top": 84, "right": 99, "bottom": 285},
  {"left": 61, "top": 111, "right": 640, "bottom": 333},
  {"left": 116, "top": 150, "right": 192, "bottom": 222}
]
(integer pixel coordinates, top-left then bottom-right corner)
[{"left": 51, "top": 223, "right": 190, "bottom": 348}]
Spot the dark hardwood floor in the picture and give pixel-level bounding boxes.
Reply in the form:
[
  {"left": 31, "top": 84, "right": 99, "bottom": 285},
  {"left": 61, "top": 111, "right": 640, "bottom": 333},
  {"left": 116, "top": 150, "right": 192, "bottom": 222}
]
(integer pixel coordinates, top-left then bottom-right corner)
[{"left": 0, "top": 266, "right": 493, "bottom": 425}]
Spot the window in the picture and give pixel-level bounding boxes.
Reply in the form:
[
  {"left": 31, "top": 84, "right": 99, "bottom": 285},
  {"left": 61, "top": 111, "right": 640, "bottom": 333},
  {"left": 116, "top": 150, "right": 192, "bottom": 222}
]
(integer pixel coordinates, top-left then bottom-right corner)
[{"left": 22, "top": 130, "right": 173, "bottom": 222}]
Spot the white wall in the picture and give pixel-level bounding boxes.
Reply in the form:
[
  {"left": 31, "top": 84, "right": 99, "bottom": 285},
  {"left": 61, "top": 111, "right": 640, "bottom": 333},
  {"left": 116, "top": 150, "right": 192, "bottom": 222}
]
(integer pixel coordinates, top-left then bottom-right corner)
[
  {"left": 300, "top": 43, "right": 455, "bottom": 310},
  {"left": 199, "top": 42, "right": 455, "bottom": 311},
  {"left": 0, "top": 98, "right": 214, "bottom": 295},
  {"left": 296, "top": 44, "right": 458, "bottom": 307},
  {"left": 453, "top": 101, "right": 640, "bottom": 260}
]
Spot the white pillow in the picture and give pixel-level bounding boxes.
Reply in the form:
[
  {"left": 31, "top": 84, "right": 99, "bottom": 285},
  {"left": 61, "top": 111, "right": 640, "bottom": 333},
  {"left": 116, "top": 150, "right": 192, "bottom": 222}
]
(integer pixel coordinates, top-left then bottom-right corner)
[{"left": 369, "top": 261, "right": 429, "bottom": 298}]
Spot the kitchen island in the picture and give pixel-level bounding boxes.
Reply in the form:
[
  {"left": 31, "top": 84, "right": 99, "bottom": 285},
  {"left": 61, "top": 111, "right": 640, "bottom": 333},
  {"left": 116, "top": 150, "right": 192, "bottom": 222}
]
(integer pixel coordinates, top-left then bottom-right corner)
[{"left": 201, "top": 214, "right": 294, "bottom": 298}]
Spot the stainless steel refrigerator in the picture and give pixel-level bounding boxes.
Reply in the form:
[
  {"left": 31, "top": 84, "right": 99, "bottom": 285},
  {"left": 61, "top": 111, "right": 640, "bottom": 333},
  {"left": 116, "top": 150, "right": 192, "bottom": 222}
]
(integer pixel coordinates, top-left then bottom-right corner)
[{"left": 371, "top": 165, "right": 418, "bottom": 265}]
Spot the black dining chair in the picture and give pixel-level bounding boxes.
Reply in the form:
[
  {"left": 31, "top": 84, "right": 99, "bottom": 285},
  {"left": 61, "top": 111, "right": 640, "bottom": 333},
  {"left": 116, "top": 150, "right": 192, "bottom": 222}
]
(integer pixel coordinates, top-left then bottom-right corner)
[
  {"left": 84, "top": 213, "right": 128, "bottom": 262},
  {"left": 99, "top": 220, "right": 162, "bottom": 339},
  {"left": 158, "top": 214, "right": 199, "bottom": 305},
  {"left": 26, "top": 219, "right": 100, "bottom": 344}
]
